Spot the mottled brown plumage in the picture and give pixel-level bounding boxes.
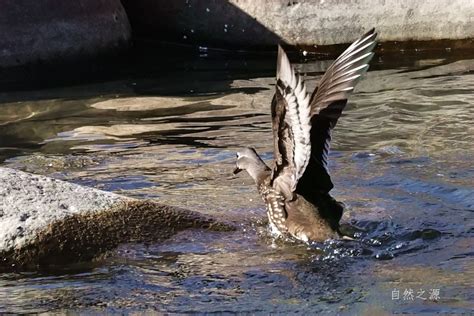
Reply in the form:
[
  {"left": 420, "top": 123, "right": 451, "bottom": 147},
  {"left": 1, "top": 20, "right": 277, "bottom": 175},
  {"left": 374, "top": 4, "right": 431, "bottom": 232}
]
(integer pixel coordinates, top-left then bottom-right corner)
[{"left": 234, "top": 29, "right": 377, "bottom": 242}]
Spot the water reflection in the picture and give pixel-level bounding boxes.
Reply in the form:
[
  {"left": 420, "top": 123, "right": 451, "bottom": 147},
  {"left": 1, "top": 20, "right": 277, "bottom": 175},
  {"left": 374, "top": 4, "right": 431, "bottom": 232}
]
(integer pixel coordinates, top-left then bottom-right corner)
[{"left": 0, "top": 54, "right": 473, "bottom": 313}]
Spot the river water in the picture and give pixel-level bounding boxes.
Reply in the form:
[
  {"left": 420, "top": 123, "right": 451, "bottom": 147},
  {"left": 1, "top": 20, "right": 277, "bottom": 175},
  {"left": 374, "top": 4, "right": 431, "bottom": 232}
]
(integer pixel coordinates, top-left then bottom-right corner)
[{"left": 0, "top": 48, "right": 473, "bottom": 314}]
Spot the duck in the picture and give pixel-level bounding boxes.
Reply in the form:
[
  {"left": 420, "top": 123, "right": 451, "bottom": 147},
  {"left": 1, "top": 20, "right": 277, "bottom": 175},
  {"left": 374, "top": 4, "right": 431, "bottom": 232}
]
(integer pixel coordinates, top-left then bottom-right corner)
[{"left": 233, "top": 29, "right": 377, "bottom": 243}]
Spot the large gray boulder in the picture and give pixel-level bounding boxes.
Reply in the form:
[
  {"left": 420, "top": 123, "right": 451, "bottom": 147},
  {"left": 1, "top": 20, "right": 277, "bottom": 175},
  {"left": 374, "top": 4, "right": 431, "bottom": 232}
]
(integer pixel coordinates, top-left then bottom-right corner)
[
  {"left": 0, "top": 0, "right": 131, "bottom": 68},
  {"left": 122, "top": 0, "right": 474, "bottom": 47},
  {"left": 0, "top": 168, "right": 232, "bottom": 270}
]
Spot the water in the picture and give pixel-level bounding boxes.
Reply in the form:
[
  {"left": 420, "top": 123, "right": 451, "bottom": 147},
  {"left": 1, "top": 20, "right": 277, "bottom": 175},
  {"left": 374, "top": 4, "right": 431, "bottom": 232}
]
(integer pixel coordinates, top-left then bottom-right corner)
[{"left": 0, "top": 48, "right": 473, "bottom": 314}]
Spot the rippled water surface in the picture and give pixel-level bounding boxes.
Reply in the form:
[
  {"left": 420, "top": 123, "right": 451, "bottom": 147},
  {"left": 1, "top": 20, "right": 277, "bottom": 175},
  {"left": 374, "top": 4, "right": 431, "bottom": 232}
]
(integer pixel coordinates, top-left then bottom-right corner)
[{"left": 0, "top": 50, "right": 473, "bottom": 314}]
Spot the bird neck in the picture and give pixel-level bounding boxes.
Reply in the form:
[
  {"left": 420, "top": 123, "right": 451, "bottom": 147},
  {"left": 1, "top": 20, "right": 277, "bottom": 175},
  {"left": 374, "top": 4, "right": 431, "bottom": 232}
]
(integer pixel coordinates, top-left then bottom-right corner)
[{"left": 247, "top": 157, "right": 271, "bottom": 186}]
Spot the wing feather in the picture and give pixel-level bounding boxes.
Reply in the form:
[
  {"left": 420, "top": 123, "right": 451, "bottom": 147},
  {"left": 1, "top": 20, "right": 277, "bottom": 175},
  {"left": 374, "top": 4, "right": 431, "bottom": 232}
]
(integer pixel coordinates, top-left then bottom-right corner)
[
  {"left": 271, "top": 45, "right": 312, "bottom": 198},
  {"left": 270, "top": 29, "right": 377, "bottom": 200},
  {"left": 297, "top": 28, "right": 377, "bottom": 196},
  {"left": 310, "top": 29, "right": 377, "bottom": 116}
]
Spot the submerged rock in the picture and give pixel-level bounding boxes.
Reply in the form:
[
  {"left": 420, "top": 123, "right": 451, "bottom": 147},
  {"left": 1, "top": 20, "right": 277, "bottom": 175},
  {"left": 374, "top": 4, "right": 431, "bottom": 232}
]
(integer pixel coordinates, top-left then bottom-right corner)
[
  {"left": 0, "top": 167, "right": 232, "bottom": 270},
  {"left": 90, "top": 97, "right": 199, "bottom": 112}
]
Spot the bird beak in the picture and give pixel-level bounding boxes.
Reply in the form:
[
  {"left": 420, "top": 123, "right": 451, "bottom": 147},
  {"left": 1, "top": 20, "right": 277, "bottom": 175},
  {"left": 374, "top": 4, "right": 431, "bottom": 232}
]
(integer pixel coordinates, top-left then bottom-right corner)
[{"left": 233, "top": 166, "right": 242, "bottom": 175}]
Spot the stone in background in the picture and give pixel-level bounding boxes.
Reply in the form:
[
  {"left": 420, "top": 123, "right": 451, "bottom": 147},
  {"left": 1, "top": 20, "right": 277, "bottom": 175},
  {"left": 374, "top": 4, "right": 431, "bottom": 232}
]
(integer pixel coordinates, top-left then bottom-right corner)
[{"left": 0, "top": 0, "right": 131, "bottom": 68}]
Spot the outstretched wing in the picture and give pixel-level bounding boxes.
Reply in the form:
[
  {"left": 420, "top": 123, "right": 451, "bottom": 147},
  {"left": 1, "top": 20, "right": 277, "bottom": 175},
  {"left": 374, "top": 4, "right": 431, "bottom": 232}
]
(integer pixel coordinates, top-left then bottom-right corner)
[
  {"left": 296, "top": 28, "right": 377, "bottom": 197},
  {"left": 270, "top": 45, "right": 312, "bottom": 199}
]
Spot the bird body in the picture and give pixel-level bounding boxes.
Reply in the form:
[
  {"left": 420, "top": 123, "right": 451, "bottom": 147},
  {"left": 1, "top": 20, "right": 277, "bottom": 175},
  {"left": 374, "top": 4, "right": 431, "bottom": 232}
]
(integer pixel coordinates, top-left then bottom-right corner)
[
  {"left": 259, "top": 187, "right": 339, "bottom": 242},
  {"left": 234, "top": 29, "right": 377, "bottom": 242}
]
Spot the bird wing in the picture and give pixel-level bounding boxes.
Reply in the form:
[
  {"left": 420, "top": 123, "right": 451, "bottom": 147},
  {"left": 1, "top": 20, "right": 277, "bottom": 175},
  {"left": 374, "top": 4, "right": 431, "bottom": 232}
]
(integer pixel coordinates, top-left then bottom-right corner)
[
  {"left": 270, "top": 45, "right": 312, "bottom": 199},
  {"left": 296, "top": 28, "right": 377, "bottom": 196}
]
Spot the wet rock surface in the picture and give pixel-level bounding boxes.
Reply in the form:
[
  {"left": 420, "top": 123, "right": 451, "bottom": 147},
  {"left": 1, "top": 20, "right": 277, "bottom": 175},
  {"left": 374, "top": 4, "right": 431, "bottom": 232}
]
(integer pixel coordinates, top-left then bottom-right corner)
[{"left": 0, "top": 167, "right": 232, "bottom": 270}]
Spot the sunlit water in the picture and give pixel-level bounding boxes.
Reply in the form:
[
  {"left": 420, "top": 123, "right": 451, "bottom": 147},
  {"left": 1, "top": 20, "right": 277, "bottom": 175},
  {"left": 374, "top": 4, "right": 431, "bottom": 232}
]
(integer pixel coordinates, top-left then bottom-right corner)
[{"left": 0, "top": 50, "right": 473, "bottom": 314}]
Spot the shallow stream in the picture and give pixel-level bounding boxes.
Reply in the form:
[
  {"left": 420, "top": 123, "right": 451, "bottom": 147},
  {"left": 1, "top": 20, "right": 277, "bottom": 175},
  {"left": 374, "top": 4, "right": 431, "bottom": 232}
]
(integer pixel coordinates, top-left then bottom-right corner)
[{"left": 0, "top": 48, "right": 473, "bottom": 314}]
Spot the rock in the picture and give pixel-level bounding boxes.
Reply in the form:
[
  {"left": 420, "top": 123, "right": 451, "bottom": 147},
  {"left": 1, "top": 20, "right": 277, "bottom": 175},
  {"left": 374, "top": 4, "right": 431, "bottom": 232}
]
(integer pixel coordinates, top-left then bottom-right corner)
[
  {"left": 0, "top": 0, "right": 131, "bottom": 68},
  {"left": 122, "top": 0, "right": 474, "bottom": 47},
  {"left": 0, "top": 167, "right": 232, "bottom": 270}
]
